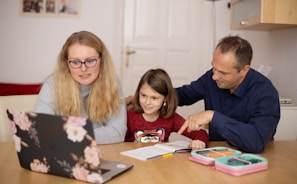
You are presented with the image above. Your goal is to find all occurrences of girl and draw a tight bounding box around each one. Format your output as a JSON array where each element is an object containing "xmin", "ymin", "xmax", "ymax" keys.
[{"xmin": 125, "ymin": 68, "xmax": 209, "ymax": 149}]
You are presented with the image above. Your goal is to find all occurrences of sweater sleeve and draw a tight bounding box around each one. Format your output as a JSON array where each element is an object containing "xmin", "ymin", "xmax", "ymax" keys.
[
  {"xmin": 124, "ymin": 109, "xmax": 139, "ymax": 142},
  {"xmin": 93, "ymin": 98, "xmax": 127, "ymax": 144},
  {"xmin": 34, "ymin": 76, "xmax": 55, "ymax": 114}
]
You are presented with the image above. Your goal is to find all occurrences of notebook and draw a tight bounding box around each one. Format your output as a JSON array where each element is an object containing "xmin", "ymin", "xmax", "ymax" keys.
[
  {"xmin": 120, "ymin": 140, "xmax": 191, "ymax": 161},
  {"xmin": 6, "ymin": 109, "xmax": 133, "ymax": 183}
]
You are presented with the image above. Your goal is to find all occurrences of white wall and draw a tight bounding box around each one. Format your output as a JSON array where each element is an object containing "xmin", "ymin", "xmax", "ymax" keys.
[
  {"xmin": 0, "ymin": 0, "xmax": 123, "ymax": 83},
  {"xmin": 267, "ymin": 29, "xmax": 297, "ymax": 104},
  {"xmin": 1, "ymin": 0, "xmax": 297, "ymax": 104},
  {"xmin": 214, "ymin": 0, "xmax": 297, "ymax": 104}
]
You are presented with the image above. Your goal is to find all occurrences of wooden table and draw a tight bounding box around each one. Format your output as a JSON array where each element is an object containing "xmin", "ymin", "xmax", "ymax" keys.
[{"xmin": 0, "ymin": 141, "xmax": 296, "ymax": 184}]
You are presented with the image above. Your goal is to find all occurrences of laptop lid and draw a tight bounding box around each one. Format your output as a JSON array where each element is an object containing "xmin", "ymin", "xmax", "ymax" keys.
[{"xmin": 6, "ymin": 109, "xmax": 133, "ymax": 183}]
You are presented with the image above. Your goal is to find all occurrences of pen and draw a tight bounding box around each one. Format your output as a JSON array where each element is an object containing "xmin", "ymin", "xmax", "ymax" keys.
[
  {"xmin": 162, "ymin": 153, "xmax": 173, "ymax": 158},
  {"xmin": 147, "ymin": 153, "xmax": 174, "ymax": 160}
]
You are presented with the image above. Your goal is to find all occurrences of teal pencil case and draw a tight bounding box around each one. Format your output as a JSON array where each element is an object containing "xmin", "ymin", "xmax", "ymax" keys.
[
  {"xmin": 189, "ymin": 146, "xmax": 241, "ymax": 165},
  {"xmin": 214, "ymin": 153, "xmax": 268, "ymax": 176},
  {"xmin": 189, "ymin": 147, "xmax": 268, "ymax": 176}
]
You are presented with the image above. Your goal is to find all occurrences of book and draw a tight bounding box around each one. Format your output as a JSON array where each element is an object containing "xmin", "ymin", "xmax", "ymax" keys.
[
  {"xmin": 189, "ymin": 146, "xmax": 268, "ymax": 176},
  {"xmin": 120, "ymin": 141, "xmax": 191, "ymax": 161},
  {"xmin": 168, "ymin": 132, "xmax": 192, "ymax": 142}
]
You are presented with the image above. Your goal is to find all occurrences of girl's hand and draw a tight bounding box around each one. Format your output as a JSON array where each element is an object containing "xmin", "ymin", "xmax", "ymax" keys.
[{"xmin": 189, "ymin": 140, "xmax": 206, "ymax": 149}]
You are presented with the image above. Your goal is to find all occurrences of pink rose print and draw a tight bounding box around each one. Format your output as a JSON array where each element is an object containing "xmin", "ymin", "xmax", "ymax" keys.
[
  {"xmin": 64, "ymin": 116, "xmax": 88, "ymax": 142},
  {"xmin": 67, "ymin": 116, "xmax": 87, "ymax": 126},
  {"xmin": 30, "ymin": 159, "xmax": 50, "ymax": 173},
  {"xmin": 72, "ymin": 164, "xmax": 103, "ymax": 183},
  {"xmin": 13, "ymin": 134, "xmax": 22, "ymax": 152},
  {"xmin": 12, "ymin": 134, "xmax": 29, "ymax": 153},
  {"xmin": 84, "ymin": 146, "xmax": 101, "ymax": 167},
  {"xmin": 9, "ymin": 119, "xmax": 17, "ymax": 134},
  {"xmin": 54, "ymin": 116, "xmax": 103, "ymax": 183},
  {"xmin": 11, "ymin": 110, "xmax": 31, "ymax": 131},
  {"xmin": 87, "ymin": 172, "xmax": 103, "ymax": 183},
  {"xmin": 65, "ymin": 124, "xmax": 87, "ymax": 142},
  {"xmin": 8, "ymin": 110, "xmax": 40, "ymax": 147},
  {"xmin": 72, "ymin": 164, "xmax": 89, "ymax": 181}
]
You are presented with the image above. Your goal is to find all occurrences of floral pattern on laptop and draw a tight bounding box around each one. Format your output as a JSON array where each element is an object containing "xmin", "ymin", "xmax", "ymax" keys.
[{"xmin": 6, "ymin": 109, "xmax": 103, "ymax": 184}]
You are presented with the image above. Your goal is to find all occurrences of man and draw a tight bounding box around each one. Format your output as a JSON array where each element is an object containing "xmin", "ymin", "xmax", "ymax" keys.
[{"xmin": 176, "ymin": 35, "xmax": 280, "ymax": 153}]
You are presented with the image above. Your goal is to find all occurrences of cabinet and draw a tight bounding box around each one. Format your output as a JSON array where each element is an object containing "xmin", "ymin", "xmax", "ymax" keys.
[
  {"xmin": 230, "ymin": 0, "xmax": 297, "ymax": 31},
  {"xmin": 274, "ymin": 106, "xmax": 297, "ymax": 141}
]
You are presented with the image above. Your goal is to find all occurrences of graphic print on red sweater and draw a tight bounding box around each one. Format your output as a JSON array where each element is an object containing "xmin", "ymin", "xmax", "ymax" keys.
[{"xmin": 134, "ymin": 128, "xmax": 165, "ymax": 142}]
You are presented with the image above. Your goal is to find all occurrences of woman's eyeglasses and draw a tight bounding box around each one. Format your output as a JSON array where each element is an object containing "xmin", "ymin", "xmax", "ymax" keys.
[{"xmin": 68, "ymin": 58, "xmax": 99, "ymax": 69}]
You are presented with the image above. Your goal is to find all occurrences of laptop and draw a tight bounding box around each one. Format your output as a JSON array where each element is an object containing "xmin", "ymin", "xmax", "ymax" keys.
[{"xmin": 6, "ymin": 109, "xmax": 133, "ymax": 183}]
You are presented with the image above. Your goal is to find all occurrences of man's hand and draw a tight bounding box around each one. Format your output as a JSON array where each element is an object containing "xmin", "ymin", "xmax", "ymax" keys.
[
  {"xmin": 125, "ymin": 95, "xmax": 134, "ymax": 105},
  {"xmin": 177, "ymin": 110, "xmax": 214, "ymax": 134}
]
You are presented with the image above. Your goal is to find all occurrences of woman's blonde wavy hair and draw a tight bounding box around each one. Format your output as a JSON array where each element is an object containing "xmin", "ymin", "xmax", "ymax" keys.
[{"xmin": 53, "ymin": 31, "xmax": 120, "ymax": 123}]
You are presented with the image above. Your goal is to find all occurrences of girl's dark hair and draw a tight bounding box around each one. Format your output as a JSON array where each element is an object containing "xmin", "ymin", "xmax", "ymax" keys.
[{"xmin": 133, "ymin": 68, "xmax": 178, "ymax": 118}]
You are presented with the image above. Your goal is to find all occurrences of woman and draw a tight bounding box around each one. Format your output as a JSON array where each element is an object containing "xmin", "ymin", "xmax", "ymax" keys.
[{"xmin": 35, "ymin": 31, "xmax": 127, "ymax": 144}]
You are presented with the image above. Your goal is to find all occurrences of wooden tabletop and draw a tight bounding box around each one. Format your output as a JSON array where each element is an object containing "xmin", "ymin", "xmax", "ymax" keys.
[{"xmin": 0, "ymin": 141, "xmax": 296, "ymax": 184}]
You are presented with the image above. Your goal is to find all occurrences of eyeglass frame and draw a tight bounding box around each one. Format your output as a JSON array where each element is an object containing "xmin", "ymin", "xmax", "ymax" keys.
[{"xmin": 68, "ymin": 55, "xmax": 101, "ymax": 69}]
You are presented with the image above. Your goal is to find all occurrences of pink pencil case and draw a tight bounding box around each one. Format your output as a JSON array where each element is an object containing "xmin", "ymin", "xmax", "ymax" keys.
[
  {"xmin": 189, "ymin": 147, "xmax": 268, "ymax": 176},
  {"xmin": 214, "ymin": 154, "xmax": 268, "ymax": 176}
]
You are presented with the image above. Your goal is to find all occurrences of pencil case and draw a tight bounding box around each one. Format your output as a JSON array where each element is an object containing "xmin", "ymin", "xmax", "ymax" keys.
[
  {"xmin": 189, "ymin": 146, "xmax": 241, "ymax": 165},
  {"xmin": 189, "ymin": 147, "xmax": 268, "ymax": 176},
  {"xmin": 214, "ymin": 154, "xmax": 268, "ymax": 176}
]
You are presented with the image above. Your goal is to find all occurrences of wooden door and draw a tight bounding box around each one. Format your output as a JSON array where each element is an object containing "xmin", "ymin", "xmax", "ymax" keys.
[{"xmin": 122, "ymin": 0, "xmax": 214, "ymax": 118}]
